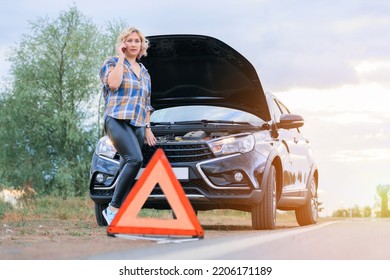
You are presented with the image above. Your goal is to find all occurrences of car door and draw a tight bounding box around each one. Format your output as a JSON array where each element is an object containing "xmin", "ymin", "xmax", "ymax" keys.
[
  {"xmin": 274, "ymin": 98, "xmax": 311, "ymax": 192},
  {"xmin": 275, "ymin": 99, "xmax": 310, "ymax": 191}
]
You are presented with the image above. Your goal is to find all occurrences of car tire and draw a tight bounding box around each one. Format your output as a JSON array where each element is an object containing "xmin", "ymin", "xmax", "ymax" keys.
[
  {"xmin": 295, "ymin": 176, "xmax": 318, "ymax": 226},
  {"xmin": 94, "ymin": 202, "xmax": 108, "ymax": 227},
  {"xmin": 251, "ymin": 165, "xmax": 277, "ymax": 230}
]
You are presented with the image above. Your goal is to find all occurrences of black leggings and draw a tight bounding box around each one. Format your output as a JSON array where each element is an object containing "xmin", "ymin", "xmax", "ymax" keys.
[{"xmin": 105, "ymin": 116, "xmax": 145, "ymax": 208}]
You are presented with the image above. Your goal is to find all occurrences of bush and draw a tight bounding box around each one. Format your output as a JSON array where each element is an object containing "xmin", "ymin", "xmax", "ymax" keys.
[{"xmin": 0, "ymin": 200, "xmax": 12, "ymax": 220}]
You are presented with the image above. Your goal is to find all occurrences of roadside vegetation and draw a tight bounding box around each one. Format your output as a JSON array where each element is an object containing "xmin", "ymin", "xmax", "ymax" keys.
[
  {"xmin": 0, "ymin": 195, "xmax": 255, "ymax": 225},
  {"xmin": 0, "ymin": 5, "xmax": 126, "ymax": 197},
  {"xmin": 0, "ymin": 195, "xmax": 93, "ymax": 222},
  {"xmin": 0, "ymin": 194, "xmax": 305, "ymax": 240},
  {"xmin": 1, "ymin": 192, "xmax": 379, "ymax": 244}
]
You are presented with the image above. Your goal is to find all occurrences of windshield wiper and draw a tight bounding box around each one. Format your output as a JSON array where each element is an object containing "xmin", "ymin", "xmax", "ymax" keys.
[{"xmin": 150, "ymin": 121, "xmax": 172, "ymax": 125}]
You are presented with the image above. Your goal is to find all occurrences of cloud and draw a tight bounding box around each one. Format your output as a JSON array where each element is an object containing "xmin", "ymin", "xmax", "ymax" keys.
[
  {"xmin": 246, "ymin": 1, "xmax": 390, "ymax": 90},
  {"xmin": 355, "ymin": 60, "xmax": 390, "ymax": 86},
  {"xmin": 319, "ymin": 111, "xmax": 390, "ymax": 125},
  {"xmin": 1, "ymin": 0, "xmax": 390, "ymax": 91},
  {"xmin": 331, "ymin": 149, "xmax": 390, "ymax": 162}
]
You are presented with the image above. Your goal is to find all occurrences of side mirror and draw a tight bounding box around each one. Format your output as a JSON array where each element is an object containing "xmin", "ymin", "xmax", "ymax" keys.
[{"xmin": 279, "ymin": 114, "xmax": 304, "ymax": 129}]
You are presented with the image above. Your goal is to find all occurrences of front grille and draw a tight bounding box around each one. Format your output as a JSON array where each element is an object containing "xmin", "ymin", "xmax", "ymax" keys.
[
  {"xmin": 91, "ymin": 189, "xmax": 114, "ymax": 196},
  {"xmin": 142, "ymin": 142, "xmax": 215, "ymax": 163},
  {"xmin": 151, "ymin": 186, "xmax": 203, "ymax": 196},
  {"xmin": 184, "ymin": 179, "xmax": 252, "ymax": 196},
  {"xmin": 148, "ymin": 182, "xmax": 251, "ymax": 196}
]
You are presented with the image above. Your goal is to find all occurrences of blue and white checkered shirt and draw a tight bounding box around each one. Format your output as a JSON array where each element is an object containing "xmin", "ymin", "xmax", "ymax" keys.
[{"xmin": 100, "ymin": 56, "xmax": 153, "ymax": 127}]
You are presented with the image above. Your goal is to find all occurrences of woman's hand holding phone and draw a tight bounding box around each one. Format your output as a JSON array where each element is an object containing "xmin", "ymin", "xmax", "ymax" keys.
[{"xmin": 115, "ymin": 42, "xmax": 126, "ymax": 58}]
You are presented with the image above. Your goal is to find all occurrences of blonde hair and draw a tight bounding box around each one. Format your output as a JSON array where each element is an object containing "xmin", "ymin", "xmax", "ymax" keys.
[{"xmin": 117, "ymin": 27, "xmax": 148, "ymax": 59}]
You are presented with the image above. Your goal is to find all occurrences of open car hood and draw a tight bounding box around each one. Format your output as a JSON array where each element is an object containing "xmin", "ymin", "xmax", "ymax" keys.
[{"xmin": 141, "ymin": 34, "xmax": 271, "ymax": 121}]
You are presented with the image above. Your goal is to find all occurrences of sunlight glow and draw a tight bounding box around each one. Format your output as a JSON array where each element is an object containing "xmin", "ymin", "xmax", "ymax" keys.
[
  {"xmin": 331, "ymin": 149, "xmax": 390, "ymax": 162},
  {"xmin": 354, "ymin": 60, "xmax": 390, "ymax": 74},
  {"xmin": 319, "ymin": 112, "xmax": 381, "ymax": 125},
  {"xmin": 275, "ymin": 82, "xmax": 390, "ymax": 126}
]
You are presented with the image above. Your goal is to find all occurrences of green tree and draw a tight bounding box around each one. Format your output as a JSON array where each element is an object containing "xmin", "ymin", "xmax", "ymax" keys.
[
  {"xmin": 0, "ymin": 6, "xmax": 117, "ymax": 197},
  {"xmin": 332, "ymin": 208, "xmax": 349, "ymax": 218},
  {"xmin": 351, "ymin": 205, "xmax": 362, "ymax": 218},
  {"xmin": 377, "ymin": 184, "xmax": 390, "ymax": 217},
  {"xmin": 332, "ymin": 205, "xmax": 366, "ymax": 218},
  {"xmin": 363, "ymin": 206, "xmax": 372, "ymax": 218},
  {"xmin": 94, "ymin": 19, "xmax": 127, "ymax": 138}
]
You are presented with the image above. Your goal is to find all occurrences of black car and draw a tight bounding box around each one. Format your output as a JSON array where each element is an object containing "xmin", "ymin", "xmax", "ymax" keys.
[{"xmin": 89, "ymin": 34, "xmax": 319, "ymax": 230}]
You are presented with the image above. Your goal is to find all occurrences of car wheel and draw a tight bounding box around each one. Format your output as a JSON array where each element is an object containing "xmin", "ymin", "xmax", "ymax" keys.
[
  {"xmin": 295, "ymin": 176, "xmax": 318, "ymax": 226},
  {"xmin": 94, "ymin": 202, "xmax": 108, "ymax": 226},
  {"xmin": 251, "ymin": 165, "xmax": 277, "ymax": 230}
]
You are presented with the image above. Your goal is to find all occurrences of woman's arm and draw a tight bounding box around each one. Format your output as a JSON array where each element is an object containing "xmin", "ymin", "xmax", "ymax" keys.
[
  {"xmin": 107, "ymin": 43, "xmax": 126, "ymax": 91},
  {"xmin": 145, "ymin": 110, "xmax": 156, "ymax": 146}
]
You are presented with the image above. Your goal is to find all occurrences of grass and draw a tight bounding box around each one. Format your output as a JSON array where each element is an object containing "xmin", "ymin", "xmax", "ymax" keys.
[
  {"xmin": 0, "ymin": 195, "xmax": 303, "ymax": 224},
  {"xmin": 0, "ymin": 195, "xmax": 306, "ymax": 242},
  {"xmin": 0, "ymin": 196, "xmax": 99, "ymax": 241},
  {"xmin": 0, "ymin": 196, "xmax": 95, "ymax": 223}
]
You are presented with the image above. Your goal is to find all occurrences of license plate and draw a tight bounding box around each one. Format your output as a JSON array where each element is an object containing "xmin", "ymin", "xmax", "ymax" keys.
[{"xmin": 135, "ymin": 167, "xmax": 189, "ymax": 180}]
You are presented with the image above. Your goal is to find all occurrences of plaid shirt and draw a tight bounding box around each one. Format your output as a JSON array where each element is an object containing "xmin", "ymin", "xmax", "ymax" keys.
[{"xmin": 100, "ymin": 56, "xmax": 153, "ymax": 127}]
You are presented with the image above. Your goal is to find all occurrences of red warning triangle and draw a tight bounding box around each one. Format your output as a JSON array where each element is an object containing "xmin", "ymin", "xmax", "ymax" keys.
[{"xmin": 107, "ymin": 148, "xmax": 204, "ymax": 238}]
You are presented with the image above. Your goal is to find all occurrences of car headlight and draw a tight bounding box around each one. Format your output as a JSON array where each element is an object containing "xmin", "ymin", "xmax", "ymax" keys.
[
  {"xmin": 95, "ymin": 135, "xmax": 117, "ymax": 159},
  {"xmin": 209, "ymin": 135, "xmax": 255, "ymax": 156}
]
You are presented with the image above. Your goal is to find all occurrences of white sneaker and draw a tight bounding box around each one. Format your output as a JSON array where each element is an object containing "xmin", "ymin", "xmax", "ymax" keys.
[{"xmin": 102, "ymin": 207, "xmax": 117, "ymax": 225}]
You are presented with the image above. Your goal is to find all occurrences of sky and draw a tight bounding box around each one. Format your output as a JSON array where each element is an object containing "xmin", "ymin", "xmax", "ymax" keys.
[{"xmin": 1, "ymin": 0, "xmax": 390, "ymax": 216}]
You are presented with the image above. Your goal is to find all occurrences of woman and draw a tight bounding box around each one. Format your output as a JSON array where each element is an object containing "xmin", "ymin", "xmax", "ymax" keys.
[{"xmin": 99, "ymin": 27, "xmax": 156, "ymax": 225}]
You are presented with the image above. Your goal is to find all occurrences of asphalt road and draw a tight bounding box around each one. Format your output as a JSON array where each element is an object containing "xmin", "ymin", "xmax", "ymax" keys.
[{"xmin": 90, "ymin": 219, "xmax": 390, "ymax": 260}]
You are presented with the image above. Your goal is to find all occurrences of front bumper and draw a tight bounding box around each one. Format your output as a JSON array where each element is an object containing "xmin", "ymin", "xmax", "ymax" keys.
[{"xmin": 89, "ymin": 150, "xmax": 267, "ymax": 211}]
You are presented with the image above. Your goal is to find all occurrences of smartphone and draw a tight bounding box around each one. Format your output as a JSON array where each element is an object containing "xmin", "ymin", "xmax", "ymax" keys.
[{"xmin": 121, "ymin": 46, "xmax": 126, "ymax": 53}]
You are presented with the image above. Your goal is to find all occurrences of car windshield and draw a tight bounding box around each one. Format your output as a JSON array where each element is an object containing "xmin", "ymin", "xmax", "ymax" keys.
[{"xmin": 151, "ymin": 105, "xmax": 265, "ymax": 126}]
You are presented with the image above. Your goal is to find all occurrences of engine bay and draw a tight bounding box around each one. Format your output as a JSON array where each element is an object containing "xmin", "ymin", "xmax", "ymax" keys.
[{"xmin": 155, "ymin": 130, "xmax": 230, "ymax": 143}]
